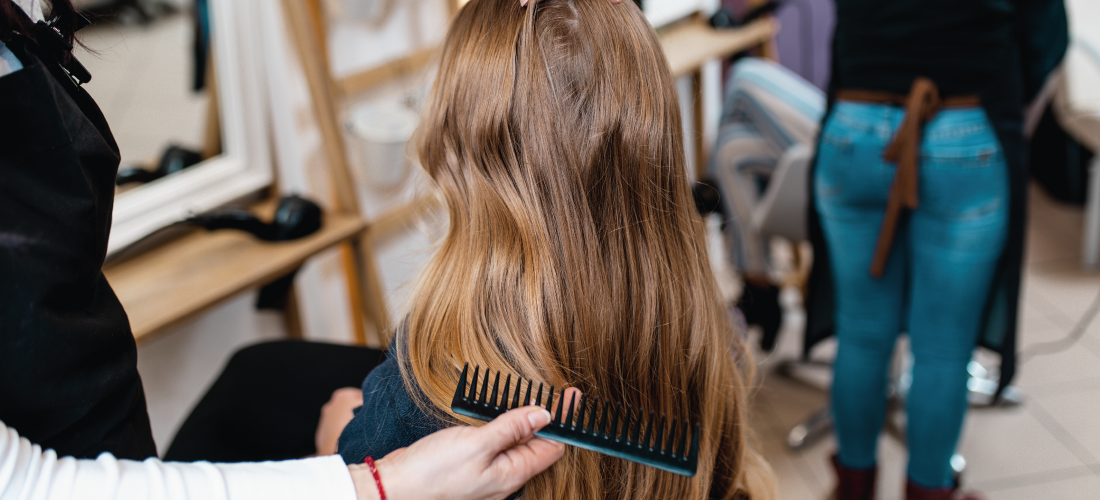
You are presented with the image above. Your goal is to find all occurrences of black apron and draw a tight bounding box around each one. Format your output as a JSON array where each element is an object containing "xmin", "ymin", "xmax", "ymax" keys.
[
  {"xmin": 0, "ymin": 38, "xmax": 156, "ymax": 459},
  {"xmin": 804, "ymin": 0, "xmax": 1069, "ymax": 398}
]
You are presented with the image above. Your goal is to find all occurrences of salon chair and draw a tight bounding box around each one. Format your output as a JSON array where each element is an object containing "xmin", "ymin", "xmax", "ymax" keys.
[
  {"xmin": 708, "ymin": 133, "xmax": 814, "ymax": 352},
  {"xmin": 751, "ymin": 144, "xmax": 813, "ymax": 244}
]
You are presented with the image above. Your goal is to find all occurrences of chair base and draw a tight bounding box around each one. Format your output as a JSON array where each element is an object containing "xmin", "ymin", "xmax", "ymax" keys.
[{"xmin": 778, "ymin": 356, "xmax": 1021, "ymax": 488}]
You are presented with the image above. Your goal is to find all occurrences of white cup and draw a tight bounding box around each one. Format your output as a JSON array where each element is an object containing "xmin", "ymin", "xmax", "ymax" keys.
[{"xmin": 348, "ymin": 101, "xmax": 419, "ymax": 192}]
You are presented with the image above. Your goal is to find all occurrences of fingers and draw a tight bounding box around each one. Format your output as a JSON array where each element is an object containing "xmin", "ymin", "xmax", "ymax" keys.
[
  {"xmin": 327, "ymin": 387, "xmax": 364, "ymax": 407},
  {"xmin": 479, "ymin": 406, "xmax": 565, "ymax": 493},
  {"xmin": 369, "ymin": 408, "xmax": 564, "ymax": 500},
  {"xmin": 476, "ymin": 406, "xmax": 553, "ymax": 455},
  {"xmin": 315, "ymin": 387, "xmax": 364, "ymax": 456},
  {"xmin": 491, "ymin": 436, "xmax": 565, "ymax": 491}
]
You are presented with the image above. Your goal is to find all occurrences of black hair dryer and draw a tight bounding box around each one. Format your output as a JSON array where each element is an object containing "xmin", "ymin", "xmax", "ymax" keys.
[
  {"xmin": 116, "ymin": 145, "xmax": 204, "ymax": 185},
  {"xmin": 185, "ymin": 195, "xmax": 323, "ymax": 242}
]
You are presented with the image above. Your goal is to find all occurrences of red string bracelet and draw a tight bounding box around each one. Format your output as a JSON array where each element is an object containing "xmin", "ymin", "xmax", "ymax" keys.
[{"xmin": 363, "ymin": 456, "xmax": 387, "ymax": 500}]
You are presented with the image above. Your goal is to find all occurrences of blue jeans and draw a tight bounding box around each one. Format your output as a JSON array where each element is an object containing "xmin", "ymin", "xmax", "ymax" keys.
[{"xmin": 814, "ymin": 101, "xmax": 1009, "ymax": 488}]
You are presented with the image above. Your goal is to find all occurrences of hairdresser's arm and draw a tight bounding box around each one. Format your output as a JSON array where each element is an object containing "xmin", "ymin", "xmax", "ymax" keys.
[
  {"xmin": 0, "ymin": 407, "xmax": 561, "ymax": 500},
  {"xmin": 0, "ymin": 418, "xmax": 356, "ymax": 500},
  {"xmin": 0, "ymin": 419, "xmax": 353, "ymax": 500}
]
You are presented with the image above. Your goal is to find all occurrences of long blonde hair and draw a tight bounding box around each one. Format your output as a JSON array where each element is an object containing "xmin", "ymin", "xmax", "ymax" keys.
[{"xmin": 400, "ymin": 0, "xmax": 774, "ymax": 498}]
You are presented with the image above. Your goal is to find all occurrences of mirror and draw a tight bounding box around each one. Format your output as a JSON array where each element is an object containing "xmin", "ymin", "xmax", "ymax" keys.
[
  {"xmin": 75, "ymin": 0, "xmax": 272, "ymax": 255},
  {"xmin": 77, "ymin": 0, "xmax": 211, "ymax": 191}
]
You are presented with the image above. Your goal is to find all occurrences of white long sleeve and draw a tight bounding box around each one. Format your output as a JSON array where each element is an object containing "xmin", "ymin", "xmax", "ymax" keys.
[{"xmin": 0, "ymin": 421, "xmax": 357, "ymax": 500}]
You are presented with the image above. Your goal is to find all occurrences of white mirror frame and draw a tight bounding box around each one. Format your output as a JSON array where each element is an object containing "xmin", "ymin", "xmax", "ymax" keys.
[{"xmin": 107, "ymin": 0, "xmax": 271, "ymax": 255}]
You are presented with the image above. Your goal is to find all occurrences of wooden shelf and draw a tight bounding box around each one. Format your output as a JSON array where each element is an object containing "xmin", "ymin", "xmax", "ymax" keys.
[
  {"xmin": 660, "ymin": 17, "xmax": 776, "ymax": 77},
  {"xmin": 104, "ymin": 209, "xmax": 366, "ymax": 343}
]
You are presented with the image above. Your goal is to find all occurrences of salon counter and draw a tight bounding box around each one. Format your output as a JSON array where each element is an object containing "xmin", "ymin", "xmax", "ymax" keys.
[{"xmin": 103, "ymin": 202, "xmax": 366, "ymax": 343}]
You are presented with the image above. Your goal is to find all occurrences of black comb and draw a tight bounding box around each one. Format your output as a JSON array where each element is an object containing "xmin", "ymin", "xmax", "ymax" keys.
[{"xmin": 450, "ymin": 363, "xmax": 700, "ymax": 477}]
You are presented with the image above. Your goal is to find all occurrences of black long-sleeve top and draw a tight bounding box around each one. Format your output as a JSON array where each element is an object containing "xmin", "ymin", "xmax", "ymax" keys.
[{"xmin": 832, "ymin": 0, "xmax": 1068, "ymax": 100}]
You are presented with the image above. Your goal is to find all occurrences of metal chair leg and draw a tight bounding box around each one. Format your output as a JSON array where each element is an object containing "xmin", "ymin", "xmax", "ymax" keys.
[
  {"xmin": 788, "ymin": 406, "xmax": 833, "ymax": 450},
  {"xmin": 951, "ymin": 453, "xmax": 967, "ymax": 477},
  {"xmin": 966, "ymin": 361, "xmax": 1024, "ymax": 406}
]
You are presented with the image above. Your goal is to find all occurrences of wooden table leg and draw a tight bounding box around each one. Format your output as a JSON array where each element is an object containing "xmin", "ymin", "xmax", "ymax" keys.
[
  {"xmin": 339, "ymin": 241, "xmax": 370, "ymax": 345},
  {"xmin": 352, "ymin": 234, "xmax": 392, "ymax": 348},
  {"xmin": 284, "ymin": 282, "xmax": 304, "ymax": 339},
  {"xmin": 693, "ymin": 68, "xmax": 707, "ymax": 180}
]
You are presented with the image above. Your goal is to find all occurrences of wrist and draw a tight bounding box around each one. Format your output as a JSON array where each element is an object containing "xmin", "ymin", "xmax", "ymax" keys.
[
  {"xmin": 349, "ymin": 464, "xmax": 381, "ymax": 500},
  {"xmin": 371, "ymin": 456, "xmax": 403, "ymax": 500}
]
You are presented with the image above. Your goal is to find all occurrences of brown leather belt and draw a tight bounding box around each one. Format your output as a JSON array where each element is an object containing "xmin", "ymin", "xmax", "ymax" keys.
[{"xmin": 835, "ymin": 78, "xmax": 981, "ymax": 278}]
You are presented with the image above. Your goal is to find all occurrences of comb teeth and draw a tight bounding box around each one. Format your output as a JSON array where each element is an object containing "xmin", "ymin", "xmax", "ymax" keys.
[
  {"xmin": 450, "ymin": 363, "xmax": 700, "ymax": 477},
  {"xmin": 576, "ymin": 394, "xmax": 587, "ymax": 431}
]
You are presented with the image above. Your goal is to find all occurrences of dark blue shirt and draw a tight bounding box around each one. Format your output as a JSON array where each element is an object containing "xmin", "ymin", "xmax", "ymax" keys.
[{"xmin": 336, "ymin": 353, "xmax": 447, "ymax": 464}]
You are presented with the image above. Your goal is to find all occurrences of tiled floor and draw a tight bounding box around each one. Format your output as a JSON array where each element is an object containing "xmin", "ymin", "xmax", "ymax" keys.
[{"xmin": 751, "ymin": 184, "xmax": 1100, "ymax": 499}]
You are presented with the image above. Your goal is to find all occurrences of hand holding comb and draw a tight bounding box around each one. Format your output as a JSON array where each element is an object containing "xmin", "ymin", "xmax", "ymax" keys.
[{"xmin": 450, "ymin": 363, "xmax": 700, "ymax": 477}]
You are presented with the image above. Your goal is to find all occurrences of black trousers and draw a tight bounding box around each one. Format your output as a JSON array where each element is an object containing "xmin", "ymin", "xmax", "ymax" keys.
[{"xmin": 164, "ymin": 340, "xmax": 385, "ymax": 463}]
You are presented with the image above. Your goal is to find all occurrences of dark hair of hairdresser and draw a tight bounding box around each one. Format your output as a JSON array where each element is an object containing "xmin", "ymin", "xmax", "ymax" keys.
[
  {"xmin": 399, "ymin": 0, "xmax": 775, "ymax": 498},
  {"xmin": 1, "ymin": 0, "xmax": 85, "ymax": 63}
]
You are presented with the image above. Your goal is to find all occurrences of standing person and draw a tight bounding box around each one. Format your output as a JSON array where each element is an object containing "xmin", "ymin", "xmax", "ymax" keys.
[{"xmin": 804, "ymin": 1, "xmax": 1068, "ymax": 499}]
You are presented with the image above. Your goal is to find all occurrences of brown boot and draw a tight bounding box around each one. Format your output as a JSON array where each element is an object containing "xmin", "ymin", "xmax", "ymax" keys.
[
  {"xmin": 905, "ymin": 480, "xmax": 986, "ymax": 500},
  {"xmin": 830, "ymin": 454, "xmax": 876, "ymax": 500}
]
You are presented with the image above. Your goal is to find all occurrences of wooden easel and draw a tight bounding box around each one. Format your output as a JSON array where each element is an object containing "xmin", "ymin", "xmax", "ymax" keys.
[{"xmin": 278, "ymin": 0, "xmax": 455, "ymax": 348}]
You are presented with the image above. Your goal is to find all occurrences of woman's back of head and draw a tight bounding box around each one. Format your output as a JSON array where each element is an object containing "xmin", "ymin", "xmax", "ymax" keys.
[{"xmin": 404, "ymin": 0, "xmax": 774, "ymax": 498}]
